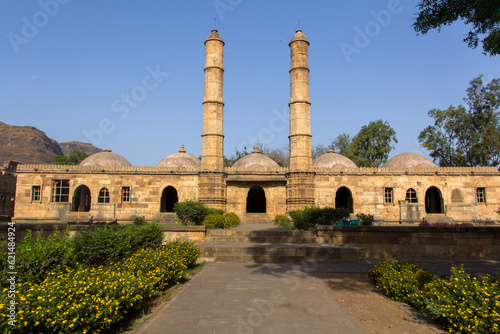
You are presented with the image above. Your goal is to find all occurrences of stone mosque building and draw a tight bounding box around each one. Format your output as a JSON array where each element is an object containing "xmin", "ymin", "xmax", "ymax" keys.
[{"xmin": 12, "ymin": 29, "xmax": 500, "ymax": 224}]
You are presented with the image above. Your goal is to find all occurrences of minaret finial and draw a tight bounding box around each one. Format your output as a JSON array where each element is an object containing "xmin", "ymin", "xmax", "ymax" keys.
[
  {"xmin": 298, "ymin": 19, "xmax": 300, "ymax": 30},
  {"xmin": 214, "ymin": 18, "xmax": 216, "ymax": 29}
]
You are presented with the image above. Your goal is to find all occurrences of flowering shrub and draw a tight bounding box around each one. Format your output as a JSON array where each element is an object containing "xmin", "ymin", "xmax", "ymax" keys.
[
  {"xmin": 203, "ymin": 213, "xmax": 240, "ymax": 229},
  {"xmin": 274, "ymin": 215, "xmax": 293, "ymax": 229},
  {"xmin": 0, "ymin": 240, "xmax": 200, "ymax": 333},
  {"xmin": 368, "ymin": 259, "xmax": 500, "ymax": 333}
]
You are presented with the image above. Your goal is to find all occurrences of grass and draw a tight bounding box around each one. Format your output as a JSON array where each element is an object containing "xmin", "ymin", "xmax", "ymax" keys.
[{"xmin": 108, "ymin": 261, "xmax": 206, "ymax": 333}]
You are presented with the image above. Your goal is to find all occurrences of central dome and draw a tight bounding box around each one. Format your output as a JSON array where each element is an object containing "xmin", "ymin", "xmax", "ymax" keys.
[
  {"xmin": 157, "ymin": 145, "xmax": 201, "ymax": 168},
  {"xmin": 232, "ymin": 146, "xmax": 280, "ymax": 168},
  {"xmin": 313, "ymin": 149, "xmax": 357, "ymax": 168},
  {"xmin": 383, "ymin": 152, "xmax": 436, "ymax": 168},
  {"xmin": 80, "ymin": 150, "xmax": 132, "ymax": 167}
]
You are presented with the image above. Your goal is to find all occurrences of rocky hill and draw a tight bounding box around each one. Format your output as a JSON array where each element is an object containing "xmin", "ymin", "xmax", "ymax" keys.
[{"xmin": 0, "ymin": 121, "xmax": 102, "ymax": 165}]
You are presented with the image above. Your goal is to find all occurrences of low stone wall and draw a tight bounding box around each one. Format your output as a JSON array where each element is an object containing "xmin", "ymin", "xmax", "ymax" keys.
[
  {"xmin": 316, "ymin": 225, "xmax": 500, "ymax": 259},
  {"xmin": 162, "ymin": 225, "xmax": 206, "ymax": 243}
]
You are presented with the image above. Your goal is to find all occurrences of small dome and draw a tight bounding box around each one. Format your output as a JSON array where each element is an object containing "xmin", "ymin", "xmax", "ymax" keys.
[
  {"xmin": 157, "ymin": 145, "xmax": 201, "ymax": 168},
  {"xmin": 383, "ymin": 152, "xmax": 436, "ymax": 168},
  {"xmin": 313, "ymin": 149, "xmax": 357, "ymax": 168},
  {"xmin": 289, "ymin": 29, "xmax": 309, "ymax": 45},
  {"xmin": 232, "ymin": 145, "xmax": 280, "ymax": 168},
  {"xmin": 80, "ymin": 150, "xmax": 132, "ymax": 167}
]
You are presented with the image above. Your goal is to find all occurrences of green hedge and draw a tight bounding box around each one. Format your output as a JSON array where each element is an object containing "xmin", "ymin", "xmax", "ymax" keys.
[
  {"xmin": 289, "ymin": 207, "xmax": 350, "ymax": 230},
  {"xmin": 0, "ymin": 240, "xmax": 200, "ymax": 334},
  {"xmin": 203, "ymin": 213, "xmax": 240, "ymax": 229},
  {"xmin": 368, "ymin": 259, "xmax": 500, "ymax": 333}
]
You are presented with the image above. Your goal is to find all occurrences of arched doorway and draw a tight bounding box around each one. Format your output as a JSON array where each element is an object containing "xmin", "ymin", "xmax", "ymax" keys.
[
  {"xmin": 335, "ymin": 186, "xmax": 353, "ymax": 213},
  {"xmin": 425, "ymin": 186, "xmax": 444, "ymax": 213},
  {"xmin": 72, "ymin": 185, "xmax": 91, "ymax": 212},
  {"xmin": 160, "ymin": 186, "xmax": 178, "ymax": 212},
  {"xmin": 247, "ymin": 185, "xmax": 266, "ymax": 213}
]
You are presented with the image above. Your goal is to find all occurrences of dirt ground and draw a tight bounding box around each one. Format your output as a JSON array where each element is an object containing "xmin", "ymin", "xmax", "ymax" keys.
[{"xmin": 314, "ymin": 272, "xmax": 447, "ymax": 334}]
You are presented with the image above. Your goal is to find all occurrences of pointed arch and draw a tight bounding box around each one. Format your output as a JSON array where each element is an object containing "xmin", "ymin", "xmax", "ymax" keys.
[
  {"xmin": 72, "ymin": 185, "xmax": 91, "ymax": 212},
  {"xmin": 425, "ymin": 186, "xmax": 444, "ymax": 213},
  {"xmin": 161, "ymin": 186, "xmax": 178, "ymax": 212},
  {"xmin": 335, "ymin": 186, "xmax": 353, "ymax": 213},
  {"xmin": 246, "ymin": 185, "xmax": 266, "ymax": 213}
]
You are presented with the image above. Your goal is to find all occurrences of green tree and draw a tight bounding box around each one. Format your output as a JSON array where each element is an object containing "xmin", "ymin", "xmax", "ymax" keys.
[
  {"xmin": 311, "ymin": 143, "xmax": 329, "ymax": 159},
  {"xmin": 53, "ymin": 150, "xmax": 88, "ymax": 165},
  {"xmin": 330, "ymin": 133, "xmax": 352, "ymax": 157},
  {"xmin": 349, "ymin": 120, "xmax": 398, "ymax": 167},
  {"xmin": 413, "ymin": 0, "xmax": 500, "ymax": 56},
  {"xmin": 418, "ymin": 75, "xmax": 500, "ymax": 166}
]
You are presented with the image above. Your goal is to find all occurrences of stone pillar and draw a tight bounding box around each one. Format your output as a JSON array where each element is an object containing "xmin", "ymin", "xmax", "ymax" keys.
[
  {"xmin": 199, "ymin": 29, "xmax": 226, "ymax": 210},
  {"xmin": 287, "ymin": 30, "xmax": 315, "ymax": 211}
]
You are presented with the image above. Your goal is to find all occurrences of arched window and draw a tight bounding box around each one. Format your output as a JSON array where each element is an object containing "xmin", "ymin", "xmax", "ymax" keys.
[
  {"xmin": 247, "ymin": 185, "xmax": 266, "ymax": 213},
  {"xmin": 425, "ymin": 186, "xmax": 444, "ymax": 213},
  {"xmin": 405, "ymin": 188, "xmax": 418, "ymax": 203},
  {"xmin": 98, "ymin": 187, "xmax": 110, "ymax": 203},
  {"xmin": 160, "ymin": 186, "xmax": 178, "ymax": 212},
  {"xmin": 335, "ymin": 186, "xmax": 353, "ymax": 213},
  {"xmin": 72, "ymin": 185, "xmax": 91, "ymax": 212}
]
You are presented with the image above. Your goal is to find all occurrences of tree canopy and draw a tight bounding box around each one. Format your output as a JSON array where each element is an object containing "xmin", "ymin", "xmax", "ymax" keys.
[
  {"xmin": 418, "ymin": 75, "xmax": 500, "ymax": 167},
  {"xmin": 53, "ymin": 150, "xmax": 89, "ymax": 165},
  {"xmin": 348, "ymin": 120, "xmax": 398, "ymax": 167},
  {"xmin": 413, "ymin": 0, "xmax": 500, "ymax": 56}
]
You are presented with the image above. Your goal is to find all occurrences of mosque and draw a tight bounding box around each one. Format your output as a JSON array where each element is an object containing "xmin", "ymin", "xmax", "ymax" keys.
[{"xmin": 12, "ymin": 29, "xmax": 500, "ymax": 224}]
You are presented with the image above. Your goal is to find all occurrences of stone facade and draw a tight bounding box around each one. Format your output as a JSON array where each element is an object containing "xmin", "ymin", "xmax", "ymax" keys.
[
  {"xmin": 11, "ymin": 29, "xmax": 500, "ymax": 224},
  {"xmin": 0, "ymin": 161, "xmax": 17, "ymax": 221}
]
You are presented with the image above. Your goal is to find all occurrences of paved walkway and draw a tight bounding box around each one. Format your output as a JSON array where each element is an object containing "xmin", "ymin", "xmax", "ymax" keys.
[{"xmin": 134, "ymin": 262, "xmax": 370, "ymax": 334}]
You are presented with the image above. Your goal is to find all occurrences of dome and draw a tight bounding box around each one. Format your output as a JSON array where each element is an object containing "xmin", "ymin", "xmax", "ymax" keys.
[
  {"xmin": 232, "ymin": 146, "xmax": 280, "ymax": 168},
  {"xmin": 313, "ymin": 149, "xmax": 357, "ymax": 168},
  {"xmin": 383, "ymin": 152, "xmax": 436, "ymax": 168},
  {"xmin": 80, "ymin": 150, "xmax": 132, "ymax": 167},
  {"xmin": 289, "ymin": 29, "xmax": 309, "ymax": 45},
  {"xmin": 157, "ymin": 145, "xmax": 201, "ymax": 168}
]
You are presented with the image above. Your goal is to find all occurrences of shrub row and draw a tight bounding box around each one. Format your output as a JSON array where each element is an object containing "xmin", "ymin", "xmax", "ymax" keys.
[
  {"xmin": 289, "ymin": 207, "xmax": 350, "ymax": 230},
  {"xmin": 368, "ymin": 259, "xmax": 500, "ymax": 333},
  {"xmin": 273, "ymin": 215, "xmax": 293, "ymax": 229},
  {"xmin": 0, "ymin": 240, "xmax": 200, "ymax": 334},
  {"xmin": 0, "ymin": 223, "xmax": 164, "ymax": 286}
]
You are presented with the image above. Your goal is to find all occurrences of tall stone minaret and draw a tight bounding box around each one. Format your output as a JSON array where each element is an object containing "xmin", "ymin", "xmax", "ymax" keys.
[
  {"xmin": 287, "ymin": 29, "xmax": 315, "ymax": 211},
  {"xmin": 199, "ymin": 29, "xmax": 226, "ymax": 210},
  {"xmin": 289, "ymin": 29, "xmax": 312, "ymax": 169},
  {"xmin": 201, "ymin": 29, "xmax": 225, "ymax": 170}
]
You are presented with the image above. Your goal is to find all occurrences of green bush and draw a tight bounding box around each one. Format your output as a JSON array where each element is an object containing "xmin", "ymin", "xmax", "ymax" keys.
[
  {"xmin": 367, "ymin": 259, "xmax": 500, "ymax": 333},
  {"xmin": 289, "ymin": 207, "xmax": 351, "ymax": 230},
  {"xmin": 356, "ymin": 213, "xmax": 375, "ymax": 226},
  {"xmin": 5, "ymin": 229, "xmax": 75, "ymax": 285},
  {"xmin": 173, "ymin": 200, "xmax": 209, "ymax": 225},
  {"xmin": 206, "ymin": 208, "xmax": 224, "ymax": 216},
  {"xmin": 367, "ymin": 259, "xmax": 435, "ymax": 303},
  {"xmin": 203, "ymin": 214, "xmax": 226, "ymax": 229},
  {"xmin": 274, "ymin": 215, "xmax": 293, "ymax": 229},
  {"xmin": 0, "ymin": 240, "xmax": 200, "ymax": 334},
  {"xmin": 133, "ymin": 216, "xmax": 148, "ymax": 225},
  {"xmin": 72, "ymin": 223, "xmax": 163, "ymax": 266},
  {"xmin": 203, "ymin": 213, "xmax": 240, "ymax": 229},
  {"xmin": 224, "ymin": 212, "xmax": 240, "ymax": 228}
]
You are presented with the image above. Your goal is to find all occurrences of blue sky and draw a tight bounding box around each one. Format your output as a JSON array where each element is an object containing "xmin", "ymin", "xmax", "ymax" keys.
[{"xmin": 1, "ymin": 0, "xmax": 498, "ymax": 166}]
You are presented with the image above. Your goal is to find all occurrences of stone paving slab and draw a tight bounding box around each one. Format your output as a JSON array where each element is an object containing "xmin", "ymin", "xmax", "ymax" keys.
[{"xmin": 135, "ymin": 263, "xmax": 369, "ymax": 334}]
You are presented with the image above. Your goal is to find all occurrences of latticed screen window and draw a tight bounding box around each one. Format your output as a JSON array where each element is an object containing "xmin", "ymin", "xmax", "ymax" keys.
[
  {"xmin": 52, "ymin": 180, "xmax": 69, "ymax": 202},
  {"xmin": 476, "ymin": 188, "xmax": 486, "ymax": 203},
  {"xmin": 98, "ymin": 188, "xmax": 110, "ymax": 203},
  {"xmin": 384, "ymin": 188, "xmax": 393, "ymax": 203},
  {"xmin": 451, "ymin": 189, "xmax": 464, "ymax": 203},
  {"xmin": 32, "ymin": 186, "xmax": 41, "ymax": 201},
  {"xmin": 405, "ymin": 188, "xmax": 418, "ymax": 203},
  {"xmin": 121, "ymin": 187, "xmax": 130, "ymax": 202}
]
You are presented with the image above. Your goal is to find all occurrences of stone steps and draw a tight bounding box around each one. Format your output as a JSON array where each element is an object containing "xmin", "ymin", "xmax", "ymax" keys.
[
  {"xmin": 196, "ymin": 243, "xmax": 365, "ymax": 263},
  {"xmin": 198, "ymin": 229, "xmax": 366, "ymax": 264}
]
